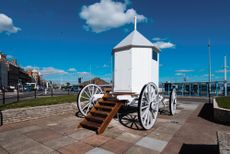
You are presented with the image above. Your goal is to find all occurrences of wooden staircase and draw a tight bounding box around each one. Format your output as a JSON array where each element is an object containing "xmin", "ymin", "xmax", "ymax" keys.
[{"xmin": 78, "ymin": 93, "xmax": 123, "ymax": 134}]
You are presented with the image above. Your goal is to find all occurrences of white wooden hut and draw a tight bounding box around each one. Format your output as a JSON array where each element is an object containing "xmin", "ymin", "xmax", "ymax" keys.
[{"xmin": 112, "ymin": 18, "xmax": 160, "ymax": 93}]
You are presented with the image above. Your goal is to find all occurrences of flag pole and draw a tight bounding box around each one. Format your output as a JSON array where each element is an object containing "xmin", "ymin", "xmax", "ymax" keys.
[
  {"xmin": 224, "ymin": 55, "xmax": 228, "ymax": 96},
  {"xmin": 208, "ymin": 39, "xmax": 212, "ymax": 103}
]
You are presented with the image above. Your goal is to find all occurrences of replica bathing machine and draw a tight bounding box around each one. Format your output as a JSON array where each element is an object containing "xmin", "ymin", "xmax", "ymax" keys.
[{"xmin": 77, "ymin": 17, "xmax": 177, "ymax": 134}]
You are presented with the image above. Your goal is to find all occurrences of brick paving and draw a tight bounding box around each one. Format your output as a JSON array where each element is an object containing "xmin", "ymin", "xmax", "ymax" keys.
[{"xmin": 0, "ymin": 100, "xmax": 229, "ymax": 154}]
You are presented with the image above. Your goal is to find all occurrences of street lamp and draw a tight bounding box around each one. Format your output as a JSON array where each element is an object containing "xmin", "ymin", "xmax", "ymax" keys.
[{"xmin": 208, "ymin": 40, "xmax": 212, "ymax": 103}]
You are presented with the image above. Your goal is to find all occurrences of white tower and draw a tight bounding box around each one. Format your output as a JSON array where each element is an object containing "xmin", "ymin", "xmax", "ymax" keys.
[{"xmin": 112, "ymin": 17, "xmax": 160, "ymax": 93}]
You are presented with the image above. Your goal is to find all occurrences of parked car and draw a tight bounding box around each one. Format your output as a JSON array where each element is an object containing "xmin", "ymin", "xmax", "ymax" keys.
[{"xmin": 71, "ymin": 85, "xmax": 81, "ymax": 92}]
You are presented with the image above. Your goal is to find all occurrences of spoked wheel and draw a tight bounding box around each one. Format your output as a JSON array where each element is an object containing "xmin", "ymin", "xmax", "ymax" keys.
[
  {"xmin": 77, "ymin": 84, "xmax": 103, "ymax": 116},
  {"xmin": 138, "ymin": 82, "xmax": 159, "ymax": 130},
  {"xmin": 169, "ymin": 88, "xmax": 177, "ymax": 115}
]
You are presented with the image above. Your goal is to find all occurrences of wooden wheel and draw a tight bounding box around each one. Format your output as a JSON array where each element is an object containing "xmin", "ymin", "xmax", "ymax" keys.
[
  {"xmin": 169, "ymin": 88, "xmax": 177, "ymax": 115},
  {"xmin": 138, "ymin": 82, "xmax": 159, "ymax": 130},
  {"xmin": 77, "ymin": 84, "xmax": 103, "ymax": 116}
]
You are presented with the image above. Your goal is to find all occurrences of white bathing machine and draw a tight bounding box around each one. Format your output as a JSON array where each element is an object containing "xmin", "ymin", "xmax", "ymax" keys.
[{"xmin": 77, "ymin": 19, "xmax": 177, "ymax": 134}]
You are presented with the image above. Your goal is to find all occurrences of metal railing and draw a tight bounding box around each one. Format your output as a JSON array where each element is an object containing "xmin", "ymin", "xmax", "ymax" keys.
[
  {"xmin": 0, "ymin": 89, "xmax": 78, "ymax": 105},
  {"xmin": 160, "ymin": 81, "xmax": 230, "ymax": 97}
]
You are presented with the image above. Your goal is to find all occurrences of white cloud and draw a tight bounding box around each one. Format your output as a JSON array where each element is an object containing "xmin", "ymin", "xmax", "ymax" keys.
[
  {"xmin": 216, "ymin": 69, "xmax": 230, "ymax": 73},
  {"xmin": 0, "ymin": 13, "xmax": 21, "ymax": 34},
  {"xmin": 203, "ymin": 74, "xmax": 215, "ymax": 77},
  {"xmin": 77, "ymin": 72, "xmax": 90, "ymax": 76},
  {"xmin": 40, "ymin": 67, "xmax": 68, "ymax": 75},
  {"xmin": 175, "ymin": 69, "xmax": 194, "ymax": 73},
  {"xmin": 68, "ymin": 68, "xmax": 77, "ymax": 72},
  {"xmin": 175, "ymin": 73, "xmax": 184, "ymax": 76},
  {"xmin": 152, "ymin": 41, "xmax": 175, "ymax": 49},
  {"xmin": 79, "ymin": 0, "xmax": 147, "ymax": 33},
  {"xmin": 102, "ymin": 64, "xmax": 109, "ymax": 68}
]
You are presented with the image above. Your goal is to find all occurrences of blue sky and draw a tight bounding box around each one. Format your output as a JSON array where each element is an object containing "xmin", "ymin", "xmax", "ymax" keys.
[{"xmin": 0, "ymin": 0, "xmax": 229, "ymax": 83}]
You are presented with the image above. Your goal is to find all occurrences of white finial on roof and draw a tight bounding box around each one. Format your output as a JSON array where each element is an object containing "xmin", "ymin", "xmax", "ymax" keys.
[{"xmin": 134, "ymin": 16, "xmax": 137, "ymax": 31}]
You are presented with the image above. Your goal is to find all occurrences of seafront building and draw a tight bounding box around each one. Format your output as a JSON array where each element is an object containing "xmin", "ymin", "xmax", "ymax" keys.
[{"xmin": 0, "ymin": 52, "xmax": 41, "ymax": 90}]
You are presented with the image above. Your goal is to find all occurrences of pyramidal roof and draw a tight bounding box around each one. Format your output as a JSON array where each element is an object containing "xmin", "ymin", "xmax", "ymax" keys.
[{"xmin": 113, "ymin": 30, "xmax": 158, "ymax": 51}]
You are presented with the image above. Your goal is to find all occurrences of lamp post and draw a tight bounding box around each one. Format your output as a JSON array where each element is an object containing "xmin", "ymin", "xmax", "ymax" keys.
[
  {"xmin": 224, "ymin": 55, "xmax": 228, "ymax": 96},
  {"xmin": 208, "ymin": 40, "xmax": 212, "ymax": 103}
]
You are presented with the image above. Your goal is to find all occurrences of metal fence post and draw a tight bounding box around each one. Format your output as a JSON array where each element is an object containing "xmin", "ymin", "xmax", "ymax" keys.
[
  {"xmin": 0, "ymin": 110, "xmax": 2, "ymax": 126},
  {"xmin": 206, "ymin": 82, "xmax": 209, "ymax": 97},
  {"xmin": 182, "ymin": 84, "xmax": 184, "ymax": 96},
  {"xmin": 17, "ymin": 85, "xmax": 19, "ymax": 102},
  {"xmin": 216, "ymin": 82, "xmax": 218, "ymax": 96},
  {"xmin": 2, "ymin": 89, "xmax": 5, "ymax": 105},
  {"xmin": 34, "ymin": 89, "xmax": 37, "ymax": 99},
  {"xmin": 51, "ymin": 87, "xmax": 53, "ymax": 97}
]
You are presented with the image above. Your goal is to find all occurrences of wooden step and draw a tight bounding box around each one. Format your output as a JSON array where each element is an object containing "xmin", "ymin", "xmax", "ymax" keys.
[
  {"xmin": 80, "ymin": 121, "xmax": 101, "ymax": 130},
  {"xmin": 97, "ymin": 103, "xmax": 122, "ymax": 134},
  {"xmin": 95, "ymin": 105, "xmax": 113, "ymax": 112},
  {"xmin": 91, "ymin": 110, "xmax": 109, "ymax": 117},
  {"xmin": 99, "ymin": 101, "xmax": 116, "ymax": 107},
  {"xmin": 78, "ymin": 93, "xmax": 124, "ymax": 134},
  {"xmin": 86, "ymin": 115, "xmax": 105, "ymax": 123}
]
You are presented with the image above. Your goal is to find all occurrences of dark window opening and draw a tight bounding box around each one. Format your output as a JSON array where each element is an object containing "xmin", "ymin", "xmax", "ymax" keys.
[{"xmin": 152, "ymin": 50, "xmax": 158, "ymax": 61}]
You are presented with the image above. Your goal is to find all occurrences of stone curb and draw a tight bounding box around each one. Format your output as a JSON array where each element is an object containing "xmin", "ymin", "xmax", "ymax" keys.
[
  {"xmin": 1, "ymin": 102, "xmax": 77, "ymax": 125},
  {"xmin": 213, "ymin": 98, "xmax": 230, "ymax": 125},
  {"xmin": 217, "ymin": 131, "xmax": 230, "ymax": 154}
]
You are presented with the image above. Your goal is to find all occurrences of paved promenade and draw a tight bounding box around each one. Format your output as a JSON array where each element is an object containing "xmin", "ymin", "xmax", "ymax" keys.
[{"xmin": 0, "ymin": 100, "xmax": 229, "ymax": 154}]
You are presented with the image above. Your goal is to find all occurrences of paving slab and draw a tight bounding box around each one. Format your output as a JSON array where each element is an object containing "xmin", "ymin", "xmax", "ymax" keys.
[
  {"xmin": 25, "ymin": 128, "xmax": 63, "ymax": 143},
  {"xmin": 1, "ymin": 100, "xmax": 228, "ymax": 154},
  {"xmin": 43, "ymin": 136, "xmax": 76, "ymax": 150},
  {"xmin": 86, "ymin": 147, "xmax": 114, "ymax": 154},
  {"xmin": 0, "ymin": 146, "xmax": 8, "ymax": 154},
  {"xmin": 162, "ymin": 103, "xmax": 230, "ymax": 154},
  {"xmin": 58, "ymin": 141, "xmax": 93, "ymax": 154},
  {"xmin": 15, "ymin": 143, "xmax": 55, "ymax": 154},
  {"xmin": 147, "ymin": 131, "xmax": 173, "ymax": 142},
  {"xmin": 101, "ymin": 138, "xmax": 132, "ymax": 154},
  {"xmin": 17, "ymin": 125, "xmax": 43, "ymax": 134},
  {"xmin": 116, "ymin": 132, "xmax": 141, "ymax": 143},
  {"xmin": 136, "ymin": 137, "xmax": 168, "ymax": 152},
  {"xmin": 125, "ymin": 145, "xmax": 159, "ymax": 154},
  {"xmin": 1, "ymin": 134, "xmax": 45, "ymax": 154},
  {"xmin": 82, "ymin": 134, "xmax": 111, "ymax": 146},
  {"xmin": 68, "ymin": 128, "xmax": 94, "ymax": 140}
]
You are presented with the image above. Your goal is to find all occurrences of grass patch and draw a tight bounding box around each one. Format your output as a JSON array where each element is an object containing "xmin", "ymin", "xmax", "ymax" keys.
[
  {"xmin": 0, "ymin": 95, "xmax": 77, "ymax": 110},
  {"xmin": 216, "ymin": 96, "xmax": 230, "ymax": 109}
]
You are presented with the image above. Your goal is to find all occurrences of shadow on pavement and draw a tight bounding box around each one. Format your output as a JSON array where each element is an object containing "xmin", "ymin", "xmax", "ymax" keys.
[
  {"xmin": 179, "ymin": 144, "xmax": 219, "ymax": 154},
  {"xmin": 118, "ymin": 106, "xmax": 143, "ymax": 130},
  {"xmin": 198, "ymin": 103, "xmax": 230, "ymax": 126},
  {"xmin": 75, "ymin": 111, "xmax": 85, "ymax": 118},
  {"xmin": 198, "ymin": 103, "xmax": 214, "ymax": 122}
]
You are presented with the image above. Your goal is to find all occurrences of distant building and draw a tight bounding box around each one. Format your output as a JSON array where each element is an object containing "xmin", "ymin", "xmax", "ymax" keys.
[
  {"xmin": 0, "ymin": 51, "xmax": 43, "ymax": 90},
  {"xmin": 7, "ymin": 60, "xmax": 19, "ymax": 88},
  {"xmin": 0, "ymin": 53, "xmax": 8, "ymax": 87},
  {"xmin": 27, "ymin": 69, "xmax": 41, "ymax": 85},
  {"xmin": 19, "ymin": 68, "xmax": 32, "ymax": 85}
]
